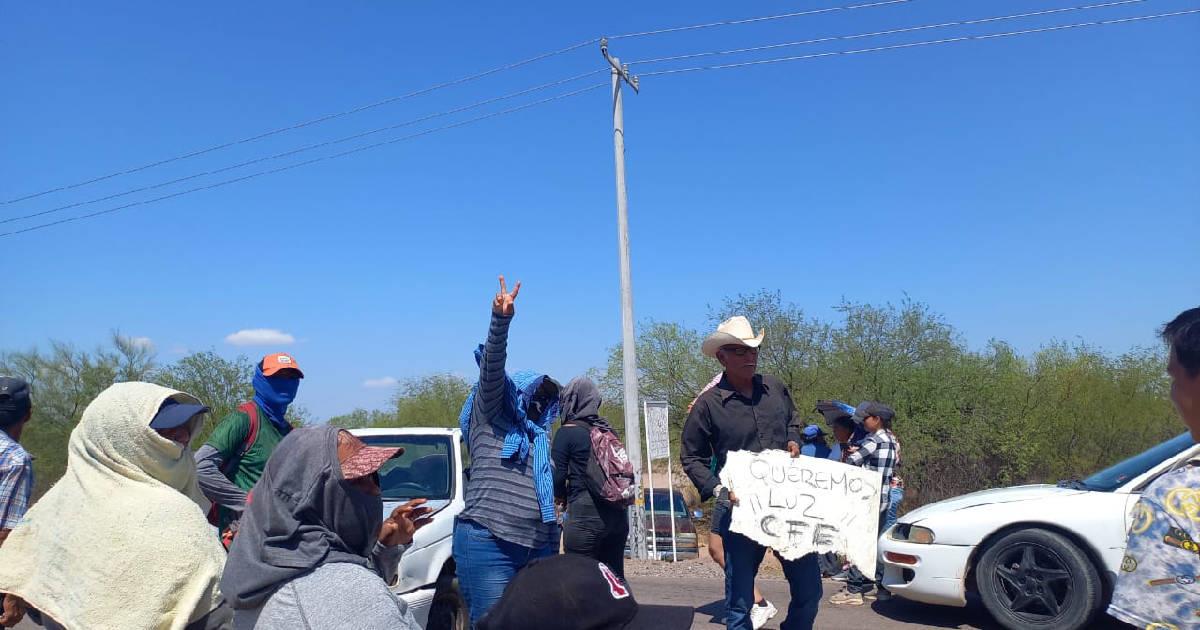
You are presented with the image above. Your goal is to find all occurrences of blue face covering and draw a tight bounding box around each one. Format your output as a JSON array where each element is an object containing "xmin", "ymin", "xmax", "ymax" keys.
[{"xmin": 253, "ymin": 365, "xmax": 300, "ymax": 433}]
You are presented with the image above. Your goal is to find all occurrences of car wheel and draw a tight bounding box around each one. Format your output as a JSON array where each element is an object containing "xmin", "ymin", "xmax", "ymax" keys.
[
  {"xmin": 976, "ymin": 528, "xmax": 1102, "ymax": 630},
  {"xmin": 427, "ymin": 575, "xmax": 468, "ymax": 630}
]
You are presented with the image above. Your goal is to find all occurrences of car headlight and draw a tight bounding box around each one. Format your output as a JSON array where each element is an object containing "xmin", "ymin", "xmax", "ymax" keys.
[
  {"xmin": 907, "ymin": 526, "xmax": 936, "ymax": 544},
  {"xmin": 891, "ymin": 523, "xmax": 936, "ymax": 544}
]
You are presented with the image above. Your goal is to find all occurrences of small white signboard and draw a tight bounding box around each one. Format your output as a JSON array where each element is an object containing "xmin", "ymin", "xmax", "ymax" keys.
[
  {"xmin": 645, "ymin": 401, "xmax": 670, "ymax": 461},
  {"xmin": 720, "ymin": 449, "xmax": 883, "ymax": 575}
]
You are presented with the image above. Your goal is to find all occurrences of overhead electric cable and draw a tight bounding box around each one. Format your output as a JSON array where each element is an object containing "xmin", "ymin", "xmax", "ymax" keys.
[
  {"xmin": 1, "ymin": 69, "xmax": 606, "ymax": 225},
  {"xmin": 0, "ymin": 83, "xmax": 605, "ymax": 238},
  {"xmin": 637, "ymin": 9, "xmax": 1200, "ymax": 77},
  {"xmin": 628, "ymin": 0, "xmax": 1152, "ymax": 66},
  {"xmin": 2, "ymin": 0, "xmax": 920, "ymax": 205},
  {"xmin": 1, "ymin": 39, "xmax": 600, "ymax": 205},
  {"xmin": 608, "ymin": 0, "xmax": 915, "ymax": 39}
]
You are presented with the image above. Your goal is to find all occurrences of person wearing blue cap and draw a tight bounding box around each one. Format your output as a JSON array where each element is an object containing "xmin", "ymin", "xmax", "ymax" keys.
[
  {"xmin": 150, "ymin": 398, "xmax": 211, "ymax": 446},
  {"xmin": 0, "ymin": 382, "xmax": 228, "ymax": 630},
  {"xmin": 798, "ymin": 425, "xmax": 831, "ymax": 460}
]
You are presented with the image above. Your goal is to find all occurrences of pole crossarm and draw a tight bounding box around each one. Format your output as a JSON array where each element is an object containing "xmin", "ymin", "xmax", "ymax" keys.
[{"xmin": 600, "ymin": 38, "xmax": 641, "ymax": 93}]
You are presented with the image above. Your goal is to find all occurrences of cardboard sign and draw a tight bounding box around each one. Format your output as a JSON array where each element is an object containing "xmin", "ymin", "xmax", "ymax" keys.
[
  {"xmin": 720, "ymin": 449, "xmax": 883, "ymax": 575},
  {"xmin": 645, "ymin": 401, "xmax": 670, "ymax": 461}
]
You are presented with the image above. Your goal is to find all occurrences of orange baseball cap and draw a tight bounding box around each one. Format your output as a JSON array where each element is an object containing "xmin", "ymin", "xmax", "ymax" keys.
[{"xmin": 261, "ymin": 352, "xmax": 304, "ymax": 378}]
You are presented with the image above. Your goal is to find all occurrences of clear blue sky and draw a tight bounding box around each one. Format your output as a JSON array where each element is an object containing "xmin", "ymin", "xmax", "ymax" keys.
[{"xmin": 2, "ymin": 1, "xmax": 1197, "ymax": 420}]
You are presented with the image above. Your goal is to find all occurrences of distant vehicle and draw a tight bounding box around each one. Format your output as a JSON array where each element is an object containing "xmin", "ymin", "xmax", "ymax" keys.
[
  {"xmin": 880, "ymin": 432, "xmax": 1199, "ymax": 630},
  {"xmin": 352, "ymin": 428, "xmax": 467, "ymax": 630},
  {"xmin": 625, "ymin": 488, "xmax": 704, "ymax": 561}
]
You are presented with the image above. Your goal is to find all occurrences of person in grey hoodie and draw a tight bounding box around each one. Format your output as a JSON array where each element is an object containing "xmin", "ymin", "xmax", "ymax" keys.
[{"xmin": 221, "ymin": 426, "xmax": 432, "ymax": 630}]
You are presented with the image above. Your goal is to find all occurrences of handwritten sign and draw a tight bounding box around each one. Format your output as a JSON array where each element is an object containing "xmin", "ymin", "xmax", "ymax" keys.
[
  {"xmin": 720, "ymin": 449, "xmax": 883, "ymax": 575},
  {"xmin": 645, "ymin": 401, "xmax": 670, "ymax": 461}
]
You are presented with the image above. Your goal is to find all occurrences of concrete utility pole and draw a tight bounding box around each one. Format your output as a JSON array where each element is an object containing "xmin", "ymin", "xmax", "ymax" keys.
[{"xmin": 601, "ymin": 38, "xmax": 648, "ymax": 560}]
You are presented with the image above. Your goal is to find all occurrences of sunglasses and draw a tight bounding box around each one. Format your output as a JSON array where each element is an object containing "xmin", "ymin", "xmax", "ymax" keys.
[{"xmin": 721, "ymin": 346, "xmax": 760, "ymax": 357}]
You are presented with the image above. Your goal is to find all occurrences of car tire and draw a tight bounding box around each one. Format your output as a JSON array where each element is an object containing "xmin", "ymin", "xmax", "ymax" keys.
[
  {"xmin": 976, "ymin": 528, "xmax": 1102, "ymax": 630},
  {"xmin": 427, "ymin": 575, "xmax": 468, "ymax": 630}
]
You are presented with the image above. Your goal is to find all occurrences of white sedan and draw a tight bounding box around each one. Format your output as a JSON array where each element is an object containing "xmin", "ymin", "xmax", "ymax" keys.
[{"xmin": 880, "ymin": 432, "xmax": 1199, "ymax": 630}]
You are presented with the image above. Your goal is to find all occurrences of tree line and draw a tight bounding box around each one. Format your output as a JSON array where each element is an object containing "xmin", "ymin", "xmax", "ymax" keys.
[
  {"xmin": 4, "ymin": 293, "xmax": 1181, "ymax": 509},
  {"xmin": 0, "ymin": 335, "xmax": 309, "ymax": 498}
]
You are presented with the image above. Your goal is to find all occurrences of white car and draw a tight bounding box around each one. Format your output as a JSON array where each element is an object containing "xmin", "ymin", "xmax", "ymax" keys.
[
  {"xmin": 880, "ymin": 432, "xmax": 1199, "ymax": 630},
  {"xmin": 352, "ymin": 428, "xmax": 468, "ymax": 630}
]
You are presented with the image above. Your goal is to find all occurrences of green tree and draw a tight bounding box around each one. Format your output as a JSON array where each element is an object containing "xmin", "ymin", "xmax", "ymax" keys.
[
  {"xmin": 0, "ymin": 332, "xmax": 157, "ymax": 497},
  {"xmin": 331, "ymin": 374, "xmax": 472, "ymax": 430},
  {"xmin": 601, "ymin": 292, "xmax": 1178, "ymax": 511},
  {"xmin": 388, "ymin": 374, "xmax": 472, "ymax": 429},
  {"xmin": 328, "ymin": 408, "xmax": 398, "ymax": 429}
]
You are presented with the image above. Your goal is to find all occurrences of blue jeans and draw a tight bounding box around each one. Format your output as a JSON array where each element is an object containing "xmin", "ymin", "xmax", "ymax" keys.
[
  {"xmin": 718, "ymin": 504, "xmax": 821, "ymax": 630},
  {"xmin": 886, "ymin": 486, "xmax": 904, "ymax": 530},
  {"xmin": 452, "ymin": 518, "xmax": 557, "ymax": 628}
]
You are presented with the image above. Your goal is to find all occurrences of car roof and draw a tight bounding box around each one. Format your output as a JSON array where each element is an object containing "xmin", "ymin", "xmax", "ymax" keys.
[{"xmin": 350, "ymin": 427, "xmax": 461, "ymax": 437}]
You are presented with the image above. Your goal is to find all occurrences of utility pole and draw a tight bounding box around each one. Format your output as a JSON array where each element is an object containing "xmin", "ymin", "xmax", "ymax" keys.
[{"xmin": 601, "ymin": 38, "xmax": 648, "ymax": 560}]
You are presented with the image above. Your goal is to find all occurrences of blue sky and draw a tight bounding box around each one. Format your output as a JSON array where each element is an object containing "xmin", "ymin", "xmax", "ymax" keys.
[{"xmin": 2, "ymin": 1, "xmax": 1197, "ymax": 420}]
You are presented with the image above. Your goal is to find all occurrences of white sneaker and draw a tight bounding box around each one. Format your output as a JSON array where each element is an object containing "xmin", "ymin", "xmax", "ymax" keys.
[{"xmin": 749, "ymin": 599, "xmax": 778, "ymax": 629}]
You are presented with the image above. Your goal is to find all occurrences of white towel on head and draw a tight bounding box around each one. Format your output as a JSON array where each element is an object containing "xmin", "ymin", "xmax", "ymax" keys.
[{"xmin": 0, "ymin": 381, "xmax": 226, "ymax": 630}]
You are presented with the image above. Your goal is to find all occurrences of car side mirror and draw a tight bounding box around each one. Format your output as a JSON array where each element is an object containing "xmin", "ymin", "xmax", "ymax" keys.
[{"xmin": 693, "ymin": 509, "xmax": 704, "ymax": 520}]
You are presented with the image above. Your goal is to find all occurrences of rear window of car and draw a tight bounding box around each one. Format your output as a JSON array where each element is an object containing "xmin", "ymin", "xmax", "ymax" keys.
[
  {"xmin": 644, "ymin": 490, "xmax": 688, "ymax": 515},
  {"xmin": 1083, "ymin": 432, "xmax": 1195, "ymax": 492}
]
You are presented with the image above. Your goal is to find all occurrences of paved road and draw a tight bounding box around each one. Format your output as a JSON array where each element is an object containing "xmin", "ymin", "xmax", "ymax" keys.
[
  {"xmin": 11, "ymin": 576, "xmax": 1129, "ymax": 629},
  {"xmin": 628, "ymin": 576, "xmax": 1129, "ymax": 630}
]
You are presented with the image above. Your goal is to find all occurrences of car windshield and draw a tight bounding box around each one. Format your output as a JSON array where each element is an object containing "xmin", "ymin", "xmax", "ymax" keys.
[
  {"xmin": 644, "ymin": 491, "xmax": 687, "ymax": 515},
  {"xmin": 1082, "ymin": 432, "xmax": 1195, "ymax": 492},
  {"xmin": 360, "ymin": 434, "xmax": 454, "ymax": 501}
]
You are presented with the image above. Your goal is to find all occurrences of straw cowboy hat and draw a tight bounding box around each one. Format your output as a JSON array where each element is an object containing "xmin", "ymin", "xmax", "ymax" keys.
[{"xmin": 701, "ymin": 316, "xmax": 765, "ymax": 358}]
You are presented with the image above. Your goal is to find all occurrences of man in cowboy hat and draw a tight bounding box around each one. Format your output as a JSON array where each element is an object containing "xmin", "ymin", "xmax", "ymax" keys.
[{"xmin": 681, "ymin": 316, "xmax": 821, "ymax": 630}]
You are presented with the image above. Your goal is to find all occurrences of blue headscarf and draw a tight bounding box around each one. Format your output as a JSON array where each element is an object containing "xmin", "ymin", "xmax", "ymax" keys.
[
  {"xmin": 253, "ymin": 365, "xmax": 300, "ymax": 434},
  {"xmin": 458, "ymin": 345, "xmax": 561, "ymax": 524}
]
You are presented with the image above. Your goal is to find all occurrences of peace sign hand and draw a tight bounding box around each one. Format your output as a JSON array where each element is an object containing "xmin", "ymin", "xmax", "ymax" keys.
[{"xmin": 492, "ymin": 275, "xmax": 521, "ymax": 317}]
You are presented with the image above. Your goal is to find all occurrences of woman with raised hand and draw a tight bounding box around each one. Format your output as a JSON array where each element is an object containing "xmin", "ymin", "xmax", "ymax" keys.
[{"xmin": 452, "ymin": 275, "xmax": 563, "ymax": 626}]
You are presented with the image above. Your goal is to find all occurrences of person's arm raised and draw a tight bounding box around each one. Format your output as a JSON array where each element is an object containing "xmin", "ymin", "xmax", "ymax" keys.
[{"xmin": 477, "ymin": 275, "xmax": 521, "ymax": 425}]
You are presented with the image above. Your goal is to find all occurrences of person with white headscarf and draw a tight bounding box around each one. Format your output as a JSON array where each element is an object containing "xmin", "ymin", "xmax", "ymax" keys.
[{"xmin": 0, "ymin": 382, "xmax": 229, "ymax": 630}]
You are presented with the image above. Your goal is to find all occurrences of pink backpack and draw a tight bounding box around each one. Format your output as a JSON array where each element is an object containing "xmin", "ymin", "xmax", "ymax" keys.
[{"xmin": 576, "ymin": 422, "xmax": 637, "ymax": 507}]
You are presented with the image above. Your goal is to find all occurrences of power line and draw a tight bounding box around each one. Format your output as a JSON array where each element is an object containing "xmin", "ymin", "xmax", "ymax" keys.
[
  {"xmin": 638, "ymin": 8, "xmax": 1200, "ymax": 77},
  {"xmin": 2, "ymin": 0, "xmax": 917, "ymax": 206},
  {"xmin": 0, "ymin": 83, "xmax": 605, "ymax": 239},
  {"xmin": 1, "ymin": 39, "xmax": 600, "ymax": 206},
  {"xmin": 608, "ymin": 0, "xmax": 915, "ymax": 40},
  {"xmin": 629, "ymin": 0, "xmax": 1152, "ymax": 66},
  {"xmin": 1, "ymin": 68, "xmax": 605, "ymax": 226}
]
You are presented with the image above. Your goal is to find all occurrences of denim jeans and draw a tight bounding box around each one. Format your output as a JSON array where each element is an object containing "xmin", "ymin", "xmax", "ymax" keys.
[
  {"xmin": 717, "ymin": 502, "xmax": 821, "ymax": 630},
  {"xmin": 452, "ymin": 518, "xmax": 557, "ymax": 627},
  {"xmin": 886, "ymin": 486, "xmax": 904, "ymax": 530}
]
